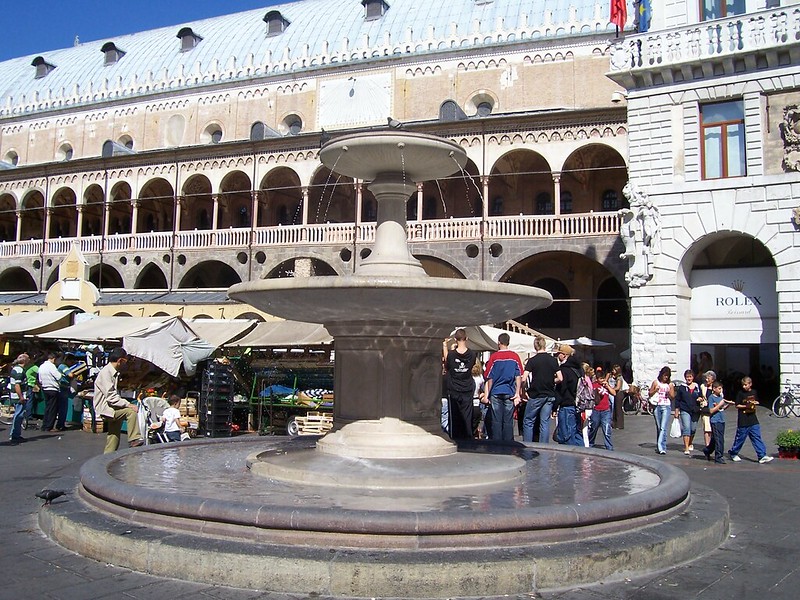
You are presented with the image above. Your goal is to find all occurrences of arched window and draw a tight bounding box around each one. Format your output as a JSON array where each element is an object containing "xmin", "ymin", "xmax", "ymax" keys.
[
  {"xmin": 535, "ymin": 192, "xmax": 552, "ymax": 215},
  {"xmin": 31, "ymin": 56, "xmax": 56, "ymax": 78},
  {"xmin": 602, "ymin": 189, "xmax": 620, "ymax": 211},
  {"xmin": 560, "ymin": 191, "xmax": 573, "ymax": 214},
  {"xmin": 363, "ymin": 0, "xmax": 389, "ymax": 20},
  {"xmin": 176, "ymin": 27, "xmax": 203, "ymax": 51},
  {"xmin": 264, "ymin": 10, "xmax": 290, "ymax": 36},
  {"xmin": 101, "ymin": 42, "xmax": 125, "ymax": 65}
]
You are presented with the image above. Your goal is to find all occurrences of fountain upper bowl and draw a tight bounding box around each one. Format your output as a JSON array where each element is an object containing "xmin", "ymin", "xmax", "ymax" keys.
[{"xmin": 319, "ymin": 131, "xmax": 468, "ymax": 182}]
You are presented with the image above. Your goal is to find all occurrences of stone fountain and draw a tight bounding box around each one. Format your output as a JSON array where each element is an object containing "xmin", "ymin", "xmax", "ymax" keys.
[{"xmin": 39, "ymin": 131, "xmax": 729, "ymax": 598}]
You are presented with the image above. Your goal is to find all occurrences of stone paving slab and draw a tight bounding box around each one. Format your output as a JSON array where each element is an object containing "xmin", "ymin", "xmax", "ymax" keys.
[{"xmin": 2, "ymin": 409, "xmax": 799, "ymax": 599}]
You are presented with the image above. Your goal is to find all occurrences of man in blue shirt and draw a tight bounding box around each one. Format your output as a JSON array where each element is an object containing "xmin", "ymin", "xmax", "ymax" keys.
[{"xmin": 483, "ymin": 333, "xmax": 523, "ymax": 442}]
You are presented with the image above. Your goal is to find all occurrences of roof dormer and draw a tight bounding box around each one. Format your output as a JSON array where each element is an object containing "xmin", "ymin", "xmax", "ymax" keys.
[
  {"xmin": 362, "ymin": 0, "xmax": 389, "ymax": 21},
  {"xmin": 101, "ymin": 42, "xmax": 126, "ymax": 66},
  {"xmin": 264, "ymin": 10, "xmax": 290, "ymax": 36},
  {"xmin": 31, "ymin": 56, "xmax": 56, "ymax": 79},
  {"xmin": 176, "ymin": 27, "xmax": 203, "ymax": 52}
]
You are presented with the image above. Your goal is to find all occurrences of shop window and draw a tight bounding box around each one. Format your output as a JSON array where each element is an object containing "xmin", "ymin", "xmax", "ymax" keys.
[
  {"xmin": 701, "ymin": 100, "xmax": 746, "ymax": 180},
  {"xmin": 701, "ymin": 0, "xmax": 746, "ymax": 21}
]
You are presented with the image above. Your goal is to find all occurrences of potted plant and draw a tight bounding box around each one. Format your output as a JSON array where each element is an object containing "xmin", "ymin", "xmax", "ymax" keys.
[{"xmin": 776, "ymin": 429, "xmax": 800, "ymax": 459}]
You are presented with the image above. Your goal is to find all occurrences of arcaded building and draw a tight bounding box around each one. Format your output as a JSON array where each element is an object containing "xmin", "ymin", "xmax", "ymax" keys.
[
  {"xmin": 0, "ymin": 0, "xmax": 631, "ymax": 350},
  {"xmin": 609, "ymin": 0, "xmax": 800, "ymax": 391}
]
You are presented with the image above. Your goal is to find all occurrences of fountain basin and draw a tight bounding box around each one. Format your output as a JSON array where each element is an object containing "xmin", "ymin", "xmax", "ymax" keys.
[{"xmin": 41, "ymin": 437, "xmax": 729, "ymax": 597}]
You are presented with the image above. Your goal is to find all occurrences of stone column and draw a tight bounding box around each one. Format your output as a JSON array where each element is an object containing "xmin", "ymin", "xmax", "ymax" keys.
[
  {"xmin": 44, "ymin": 208, "xmax": 53, "ymax": 241},
  {"xmin": 251, "ymin": 191, "xmax": 259, "ymax": 228},
  {"xmin": 481, "ymin": 175, "xmax": 489, "ymax": 221},
  {"xmin": 301, "ymin": 187, "xmax": 309, "ymax": 225},
  {"xmin": 355, "ymin": 181, "xmax": 363, "ymax": 225},
  {"xmin": 553, "ymin": 172, "xmax": 561, "ymax": 216},
  {"xmin": 76, "ymin": 205, "xmax": 84, "ymax": 238},
  {"xmin": 416, "ymin": 182, "xmax": 424, "ymax": 221},
  {"xmin": 212, "ymin": 194, "xmax": 220, "ymax": 230},
  {"xmin": 15, "ymin": 210, "xmax": 21, "ymax": 242},
  {"xmin": 358, "ymin": 174, "xmax": 424, "ymax": 277},
  {"xmin": 174, "ymin": 196, "xmax": 183, "ymax": 232},
  {"xmin": 130, "ymin": 199, "xmax": 139, "ymax": 235}
]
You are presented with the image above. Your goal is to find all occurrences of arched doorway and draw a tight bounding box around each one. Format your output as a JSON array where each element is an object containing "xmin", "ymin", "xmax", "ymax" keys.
[{"xmin": 682, "ymin": 234, "xmax": 778, "ymax": 399}]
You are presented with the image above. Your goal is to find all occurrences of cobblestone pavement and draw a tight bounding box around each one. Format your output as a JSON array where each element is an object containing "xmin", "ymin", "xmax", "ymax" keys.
[{"xmin": 1, "ymin": 408, "xmax": 799, "ymax": 600}]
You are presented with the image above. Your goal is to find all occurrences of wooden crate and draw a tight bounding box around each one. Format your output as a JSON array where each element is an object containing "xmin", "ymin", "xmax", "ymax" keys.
[{"xmin": 295, "ymin": 412, "xmax": 333, "ymax": 436}]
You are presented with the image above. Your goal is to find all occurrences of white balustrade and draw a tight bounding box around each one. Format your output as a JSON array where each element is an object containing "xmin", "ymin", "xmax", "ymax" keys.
[
  {"xmin": 17, "ymin": 239, "xmax": 43, "ymax": 257},
  {"xmin": 2, "ymin": 213, "xmax": 620, "ymax": 258},
  {"xmin": 609, "ymin": 6, "xmax": 800, "ymax": 74},
  {"xmin": 0, "ymin": 241, "xmax": 16, "ymax": 257}
]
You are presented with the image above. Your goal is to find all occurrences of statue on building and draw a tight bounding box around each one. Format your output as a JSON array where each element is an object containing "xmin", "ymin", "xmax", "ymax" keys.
[
  {"xmin": 780, "ymin": 104, "xmax": 800, "ymax": 172},
  {"xmin": 620, "ymin": 182, "xmax": 661, "ymax": 288}
]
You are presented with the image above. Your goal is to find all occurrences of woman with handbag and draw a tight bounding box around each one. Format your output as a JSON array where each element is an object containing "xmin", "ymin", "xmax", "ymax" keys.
[
  {"xmin": 674, "ymin": 370, "xmax": 701, "ymax": 455},
  {"xmin": 649, "ymin": 366, "xmax": 676, "ymax": 455}
]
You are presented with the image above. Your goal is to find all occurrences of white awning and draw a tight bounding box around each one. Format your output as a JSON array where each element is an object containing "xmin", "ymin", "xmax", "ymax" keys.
[
  {"xmin": 225, "ymin": 321, "xmax": 332, "ymax": 348},
  {"xmin": 184, "ymin": 318, "xmax": 257, "ymax": 348},
  {"xmin": 35, "ymin": 316, "xmax": 171, "ymax": 342},
  {"xmin": 0, "ymin": 310, "xmax": 75, "ymax": 335},
  {"xmin": 124, "ymin": 318, "xmax": 216, "ymax": 377},
  {"xmin": 460, "ymin": 325, "xmax": 554, "ymax": 355}
]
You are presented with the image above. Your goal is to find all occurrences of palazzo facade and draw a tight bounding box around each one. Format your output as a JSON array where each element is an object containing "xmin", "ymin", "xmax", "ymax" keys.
[{"xmin": 0, "ymin": 0, "xmax": 631, "ymax": 350}]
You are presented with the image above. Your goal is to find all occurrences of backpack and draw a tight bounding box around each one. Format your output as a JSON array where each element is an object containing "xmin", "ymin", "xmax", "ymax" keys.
[{"xmin": 574, "ymin": 370, "xmax": 595, "ymax": 411}]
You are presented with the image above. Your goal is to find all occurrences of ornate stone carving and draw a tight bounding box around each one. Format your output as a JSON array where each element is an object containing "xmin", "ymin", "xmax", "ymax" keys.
[
  {"xmin": 620, "ymin": 181, "xmax": 661, "ymax": 288},
  {"xmin": 780, "ymin": 104, "xmax": 800, "ymax": 172}
]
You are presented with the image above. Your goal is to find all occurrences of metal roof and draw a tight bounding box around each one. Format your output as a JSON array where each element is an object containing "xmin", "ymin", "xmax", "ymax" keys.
[{"xmin": 0, "ymin": 0, "xmax": 613, "ymax": 118}]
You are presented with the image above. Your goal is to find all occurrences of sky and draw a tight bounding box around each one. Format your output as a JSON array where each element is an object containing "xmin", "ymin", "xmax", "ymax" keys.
[{"xmin": 0, "ymin": 1, "xmax": 288, "ymax": 62}]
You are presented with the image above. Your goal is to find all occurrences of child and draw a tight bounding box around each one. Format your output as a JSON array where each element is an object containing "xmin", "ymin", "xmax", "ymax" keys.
[
  {"xmin": 150, "ymin": 394, "xmax": 186, "ymax": 442},
  {"xmin": 703, "ymin": 381, "xmax": 733, "ymax": 463},
  {"xmin": 728, "ymin": 376, "xmax": 774, "ymax": 464},
  {"xmin": 590, "ymin": 370, "xmax": 613, "ymax": 450}
]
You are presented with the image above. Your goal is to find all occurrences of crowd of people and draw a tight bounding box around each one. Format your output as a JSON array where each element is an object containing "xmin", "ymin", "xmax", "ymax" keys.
[
  {"xmin": 443, "ymin": 331, "xmax": 777, "ymax": 462},
  {"xmin": 443, "ymin": 331, "xmax": 625, "ymax": 449}
]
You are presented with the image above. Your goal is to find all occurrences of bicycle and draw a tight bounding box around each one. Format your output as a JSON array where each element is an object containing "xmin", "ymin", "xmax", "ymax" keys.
[
  {"xmin": 621, "ymin": 383, "xmax": 653, "ymax": 415},
  {"xmin": 771, "ymin": 379, "xmax": 800, "ymax": 417}
]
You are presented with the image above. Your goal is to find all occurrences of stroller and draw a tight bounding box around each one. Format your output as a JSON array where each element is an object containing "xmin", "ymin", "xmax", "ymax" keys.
[{"xmin": 137, "ymin": 395, "xmax": 171, "ymax": 445}]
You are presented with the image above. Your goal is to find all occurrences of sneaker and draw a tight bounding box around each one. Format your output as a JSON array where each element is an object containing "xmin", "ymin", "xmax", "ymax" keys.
[
  {"xmin": 730, "ymin": 454, "xmax": 741, "ymax": 462},
  {"xmin": 758, "ymin": 455, "xmax": 774, "ymax": 464},
  {"xmin": 688, "ymin": 445, "xmax": 694, "ymax": 451},
  {"xmin": 659, "ymin": 450, "xmax": 666, "ymax": 455},
  {"xmin": 714, "ymin": 458, "xmax": 726, "ymax": 464},
  {"xmin": 683, "ymin": 449, "xmax": 691, "ymax": 456}
]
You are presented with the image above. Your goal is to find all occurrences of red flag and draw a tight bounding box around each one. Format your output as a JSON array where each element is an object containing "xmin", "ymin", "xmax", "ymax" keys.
[{"xmin": 610, "ymin": 0, "xmax": 627, "ymax": 31}]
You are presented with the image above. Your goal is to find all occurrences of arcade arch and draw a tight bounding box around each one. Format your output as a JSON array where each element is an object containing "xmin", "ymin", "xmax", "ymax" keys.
[
  {"xmin": 179, "ymin": 261, "xmax": 242, "ymax": 288},
  {"xmin": 0, "ymin": 267, "xmax": 37, "ymax": 291}
]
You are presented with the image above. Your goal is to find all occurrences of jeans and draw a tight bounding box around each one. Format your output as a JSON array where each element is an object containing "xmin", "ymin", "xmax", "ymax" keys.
[
  {"xmin": 556, "ymin": 406, "xmax": 583, "ymax": 446},
  {"xmin": 589, "ymin": 408, "xmax": 613, "ymax": 450},
  {"xmin": 489, "ymin": 394, "xmax": 515, "ymax": 442},
  {"xmin": 729, "ymin": 423, "xmax": 767, "ymax": 459},
  {"xmin": 10, "ymin": 399, "xmax": 26, "ymax": 440},
  {"xmin": 678, "ymin": 410, "xmax": 698, "ymax": 437},
  {"xmin": 522, "ymin": 396, "xmax": 555, "ymax": 443},
  {"xmin": 653, "ymin": 405, "xmax": 671, "ymax": 452},
  {"xmin": 706, "ymin": 422, "xmax": 726, "ymax": 461}
]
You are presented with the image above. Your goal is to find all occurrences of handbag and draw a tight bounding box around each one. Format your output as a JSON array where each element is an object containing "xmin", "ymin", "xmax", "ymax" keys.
[{"xmin": 669, "ymin": 418, "xmax": 681, "ymax": 438}]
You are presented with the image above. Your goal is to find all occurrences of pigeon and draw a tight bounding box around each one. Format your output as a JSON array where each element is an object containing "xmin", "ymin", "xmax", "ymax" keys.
[
  {"xmin": 319, "ymin": 128, "xmax": 332, "ymax": 148},
  {"xmin": 35, "ymin": 489, "xmax": 67, "ymax": 506},
  {"xmin": 387, "ymin": 117, "xmax": 404, "ymax": 129}
]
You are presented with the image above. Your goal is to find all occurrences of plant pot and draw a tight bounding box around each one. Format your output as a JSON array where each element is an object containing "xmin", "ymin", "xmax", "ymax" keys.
[{"xmin": 777, "ymin": 446, "xmax": 798, "ymax": 459}]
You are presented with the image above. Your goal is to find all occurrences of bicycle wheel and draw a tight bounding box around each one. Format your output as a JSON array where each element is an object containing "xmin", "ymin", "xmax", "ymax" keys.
[{"xmin": 772, "ymin": 394, "xmax": 791, "ymax": 417}]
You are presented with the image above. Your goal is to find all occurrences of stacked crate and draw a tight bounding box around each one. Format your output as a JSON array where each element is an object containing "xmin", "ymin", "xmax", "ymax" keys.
[{"xmin": 199, "ymin": 362, "xmax": 233, "ymax": 437}]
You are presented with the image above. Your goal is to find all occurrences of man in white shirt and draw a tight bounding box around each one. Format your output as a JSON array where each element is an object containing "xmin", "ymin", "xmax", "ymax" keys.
[
  {"xmin": 38, "ymin": 352, "xmax": 62, "ymax": 432},
  {"xmin": 93, "ymin": 348, "xmax": 143, "ymax": 453}
]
